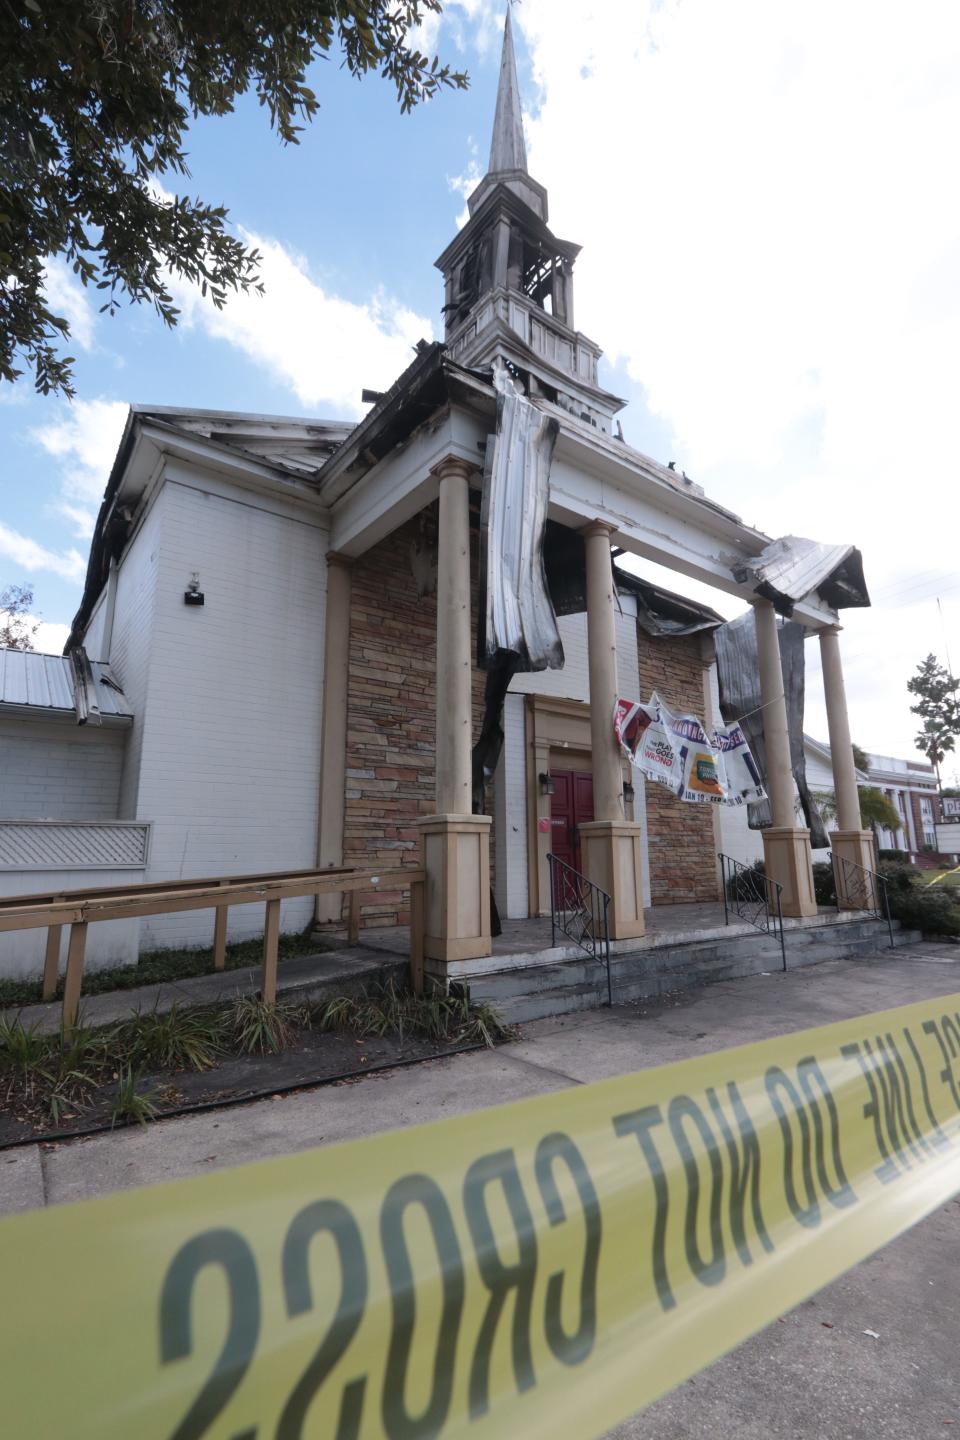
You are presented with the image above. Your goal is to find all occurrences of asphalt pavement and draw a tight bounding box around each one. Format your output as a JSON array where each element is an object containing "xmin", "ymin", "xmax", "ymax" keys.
[{"xmin": 3, "ymin": 941, "xmax": 960, "ymax": 1437}]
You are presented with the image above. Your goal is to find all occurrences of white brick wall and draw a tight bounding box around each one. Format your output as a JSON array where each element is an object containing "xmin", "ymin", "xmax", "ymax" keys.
[
  {"xmin": 510, "ymin": 594, "xmax": 640, "ymax": 703},
  {"xmin": 0, "ymin": 866, "xmax": 140, "ymax": 979},
  {"xmin": 0, "ymin": 717, "xmax": 125, "ymax": 820},
  {"xmin": 120, "ymin": 468, "xmax": 329, "ymax": 950}
]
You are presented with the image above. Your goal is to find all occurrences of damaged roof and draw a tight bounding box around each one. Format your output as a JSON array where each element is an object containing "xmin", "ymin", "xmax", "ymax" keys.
[
  {"xmin": 733, "ymin": 535, "xmax": 870, "ymax": 615},
  {"xmin": 0, "ymin": 648, "xmax": 133, "ymax": 724}
]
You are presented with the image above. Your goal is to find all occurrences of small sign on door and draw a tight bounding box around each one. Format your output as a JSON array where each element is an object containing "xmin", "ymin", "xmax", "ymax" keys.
[{"xmin": 537, "ymin": 817, "xmax": 551, "ymax": 834}]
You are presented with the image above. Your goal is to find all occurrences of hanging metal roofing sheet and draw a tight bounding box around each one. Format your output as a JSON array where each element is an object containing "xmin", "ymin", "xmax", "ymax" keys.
[{"xmin": 0, "ymin": 648, "xmax": 133, "ymax": 721}]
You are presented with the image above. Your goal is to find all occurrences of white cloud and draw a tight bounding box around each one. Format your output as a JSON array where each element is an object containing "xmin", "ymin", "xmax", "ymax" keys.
[
  {"xmin": 508, "ymin": 0, "xmax": 960, "ymax": 758},
  {"xmin": 31, "ymin": 398, "xmax": 128, "ymax": 536},
  {"xmin": 169, "ymin": 233, "xmax": 433, "ymax": 418},
  {"xmin": 0, "ymin": 522, "xmax": 86, "ymax": 581},
  {"xmin": 42, "ymin": 261, "xmax": 97, "ymax": 352}
]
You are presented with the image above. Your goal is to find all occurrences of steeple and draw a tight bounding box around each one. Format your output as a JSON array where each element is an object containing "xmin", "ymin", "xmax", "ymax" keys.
[
  {"xmin": 433, "ymin": 5, "xmax": 626, "ymax": 432},
  {"xmin": 488, "ymin": 4, "xmax": 527, "ymax": 175}
]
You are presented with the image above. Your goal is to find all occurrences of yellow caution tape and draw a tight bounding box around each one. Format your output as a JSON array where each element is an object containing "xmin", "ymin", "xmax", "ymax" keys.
[{"xmin": 4, "ymin": 991, "xmax": 960, "ymax": 1439}]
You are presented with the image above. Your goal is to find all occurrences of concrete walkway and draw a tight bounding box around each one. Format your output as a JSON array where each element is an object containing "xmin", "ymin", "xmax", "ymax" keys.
[{"xmin": 4, "ymin": 942, "xmax": 960, "ymax": 1437}]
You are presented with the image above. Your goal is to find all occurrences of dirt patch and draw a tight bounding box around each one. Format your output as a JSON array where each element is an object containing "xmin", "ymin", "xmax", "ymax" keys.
[{"xmin": 0, "ymin": 1028, "xmax": 492, "ymax": 1147}]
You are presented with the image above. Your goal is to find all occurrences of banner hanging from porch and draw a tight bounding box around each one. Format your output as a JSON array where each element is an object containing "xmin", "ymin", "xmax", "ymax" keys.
[{"xmin": 614, "ymin": 691, "xmax": 766, "ymax": 806}]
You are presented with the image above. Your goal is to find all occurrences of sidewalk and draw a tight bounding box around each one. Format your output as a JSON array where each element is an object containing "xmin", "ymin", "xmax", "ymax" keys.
[{"xmin": 6, "ymin": 943, "xmax": 960, "ymax": 1438}]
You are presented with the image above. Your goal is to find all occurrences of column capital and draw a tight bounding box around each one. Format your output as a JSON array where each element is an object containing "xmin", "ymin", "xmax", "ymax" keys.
[
  {"xmin": 430, "ymin": 454, "xmax": 476, "ymax": 485},
  {"xmin": 325, "ymin": 549, "xmax": 355, "ymax": 570},
  {"xmin": 581, "ymin": 519, "xmax": 617, "ymax": 541},
  {"xmin": 818, "ymin": 622, "xmax": 844, "ymax": 637}
]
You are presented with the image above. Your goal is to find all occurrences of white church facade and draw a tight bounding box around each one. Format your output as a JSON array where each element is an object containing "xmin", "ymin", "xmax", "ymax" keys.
[{"xmin": 0, "ymin": 13, "xmax": 878, "ymax": 982}]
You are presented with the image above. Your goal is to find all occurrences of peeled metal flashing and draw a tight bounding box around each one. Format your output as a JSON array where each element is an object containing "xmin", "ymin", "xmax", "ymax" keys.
[
  {"xmin": 733, "ymin": 534, "xmax": 870, "ymax": 616},
  {"xmin": 714, "ymin": 612, "xmax": 829, "ymax": 846},
  {"xmin": 479, "ymin": 362, "xmax": 563, "ymax": 672},
  {"xmin": 0, "ymin": 647, "xmax": 133, "ymax": 723}
]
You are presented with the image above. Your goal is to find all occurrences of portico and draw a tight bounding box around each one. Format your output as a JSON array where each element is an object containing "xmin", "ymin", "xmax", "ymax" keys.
[{"xmin": 309, "ymin": 11, "xmax": 871, "ymax": 977}]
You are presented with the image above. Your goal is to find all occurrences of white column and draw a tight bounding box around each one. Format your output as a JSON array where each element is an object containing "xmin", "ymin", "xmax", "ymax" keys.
[
  {"xmin": 818, "ymin": 626, "xmax": 862, "ymax": 831},
  {"xmin": 435, "ymin": 458, "xmax": 473, "ymax": 815},
  {"xmin": 818, "ymin": 624, "xmax": 877, "ymax": 905},
  {"xmin": 753, "ymin": 600, "xmax": 817, "ymax": 917},
  {"xmin": 584, "ymin": 521, "xmax": 623, "ymax": 822},
  {"xmin": 578, "ymin": 520, "xmax": 645, "ymax": 940},
  {"xmin": 754, "ymin": 599, "xmax": 796, "ymax": 828},
  {"xmin": 418, "ymin": 456, "xmax": 492, "ymax": 969}
]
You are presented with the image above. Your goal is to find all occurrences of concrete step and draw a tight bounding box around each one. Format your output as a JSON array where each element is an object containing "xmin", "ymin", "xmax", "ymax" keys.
[{"xmin": 473, "ymin": 919, "xmax": 922, "ymax": 1026}]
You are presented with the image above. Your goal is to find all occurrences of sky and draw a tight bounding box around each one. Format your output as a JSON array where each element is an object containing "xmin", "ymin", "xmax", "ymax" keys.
[{"xmin": 1, "ymin": 0, "xmax": 959, "ymax": 777}]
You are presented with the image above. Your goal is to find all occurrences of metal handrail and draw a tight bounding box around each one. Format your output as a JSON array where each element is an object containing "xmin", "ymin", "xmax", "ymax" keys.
[
  {"xmin": 547, "ymin": 853, "xmax": 613, "ymax": 1006},
  {"xmin": 833, "ymin": 854, "xmax": 895, "ymax": 948},
  {"xmin": 719, "ymin": 852, "xmax": 786, "ymax": 971}
]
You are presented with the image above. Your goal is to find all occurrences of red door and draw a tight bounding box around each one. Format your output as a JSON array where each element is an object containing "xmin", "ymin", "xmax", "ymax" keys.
[{"xmin": 549, "ymin": 769, "xmax": 595, "ymax": 884}]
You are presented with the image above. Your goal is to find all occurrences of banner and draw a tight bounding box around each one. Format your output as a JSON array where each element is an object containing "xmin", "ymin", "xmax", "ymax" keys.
[
  {"xmin": 3, "ymin": 993, "xmax": 960, "ymax": 1439},
  {"xmin": 614, "ymin": 692, "xmax": 766, "ymax": 805}
]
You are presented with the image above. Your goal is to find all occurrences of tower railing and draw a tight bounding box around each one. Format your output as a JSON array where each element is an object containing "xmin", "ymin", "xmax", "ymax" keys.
[
  {"xmin": 547, "ymin": 853, "xmax": 613, "ymax": 1006},
  {"xmin": 833, "ymin": 854, "xmax": 895, "ymax": 948},
  {"xmin": 719, "ymin": 853, "xmax": 786, "ymax": 971}
]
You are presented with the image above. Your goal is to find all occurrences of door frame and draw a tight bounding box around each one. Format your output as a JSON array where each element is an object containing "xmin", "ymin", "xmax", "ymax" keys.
[{"xmin": 524, "ymin": 694, "xmax": 634, "ymax": 916}]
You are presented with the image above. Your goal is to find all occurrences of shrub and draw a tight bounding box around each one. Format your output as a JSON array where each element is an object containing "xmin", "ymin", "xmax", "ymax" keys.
[
  {"xmin": 725, "ymin": 861, "xmax": 766, "ymax": 903},
  {"xmin": 119, "ymin": 1003, "xmax": 226, "ymax": 1072},
  {"xmin": 878, "ymin": 849, "xmax": 913, "ymax": 866},
  {"xmin": 111, "ymin": 1067, "xmax": 160, "ymax": 1128},
  {"xmin": 812, "ymin": 862, "xmax": 836, "ymax": 907},
  {"xmin": 886, "ymin": 885, "xmax": 960, "ymax": 938}
]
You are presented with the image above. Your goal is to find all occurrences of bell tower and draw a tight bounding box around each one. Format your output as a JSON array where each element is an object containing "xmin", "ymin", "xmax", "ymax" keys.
[{"xmin": 435, "ymin": 5, "xmax": 625, "ymax": 431}]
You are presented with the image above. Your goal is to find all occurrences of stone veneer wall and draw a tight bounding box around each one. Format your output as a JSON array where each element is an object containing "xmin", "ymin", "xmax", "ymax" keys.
[
  {"xmin": 638, "ymin": 631, "xmax": 720, "ymax": 904},
  {"xmin": 343, "ymin": 508, "xmax": 488, "ymax": 926}
]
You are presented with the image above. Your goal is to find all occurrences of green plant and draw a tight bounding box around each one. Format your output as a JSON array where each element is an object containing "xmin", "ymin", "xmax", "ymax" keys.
[
  {"xmin": 313, "ymin": 978, "xmax": 511, "ymax": 1048},
  {"xmin": 230, "ymin": 997, "xmax": 304, "ymax": 1055},
  {"xmin": 725, "ymin": 860, "xmax": 766, "ymax": 902},
  {"xmin": 120, "ymin": 1003, "xmax": 226, "ymax": 1072},
  {"xmin": 111, "ymin": 1067, "xmax": 160, "ymax": 1128},
  {"xmin": 812, "ymin": 862, "xmax": 836, "ymax": 907},
  {"xmin": 859, "ymin": 787, "xmax": 902, "ymax": 834},
  {"xmin": 0, "ymin": 1016, "xmax": 56, "ymax": 1102}
]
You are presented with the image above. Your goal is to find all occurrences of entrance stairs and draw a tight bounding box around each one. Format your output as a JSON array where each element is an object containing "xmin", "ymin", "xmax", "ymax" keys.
[{"xmin": 465, "ymin": 917, "xmax": 922, "ymax": 1025}]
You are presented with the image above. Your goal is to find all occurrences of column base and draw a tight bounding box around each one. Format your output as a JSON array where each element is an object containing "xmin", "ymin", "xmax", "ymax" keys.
[
  {"xmin": 418, "ymin": 814, "xmax": 493, "ymax": 967},
  {"xmin": 832, "ymin": 830, "xmax": 879, "ymax": 909},
  {"xmin": 579, "ymin": 821, "xmax": 646, "ymax": 940},
  {"xmin": 761, "ymin": 827, "xmax": 817, "ymax": 917}
]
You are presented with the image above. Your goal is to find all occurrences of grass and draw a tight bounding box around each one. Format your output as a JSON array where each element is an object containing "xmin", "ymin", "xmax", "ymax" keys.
[
  {"xmin": 111, "ymin": 1067, "xmax": 160, "ymax": 1128},
  {"xmin": 923, "ymin": 868, "xmax": 960, "ymax": 890},
  {"xmin": 0, "ymin": 979, "xmax": 511, "ymax": 1133},
  {"xmin": 314, "ymin": 977, "xmax": 511, "ymax": 1049},
  {"xmin": 0, "ymin": 927, "xmax": 320, "ymax": 1011}
]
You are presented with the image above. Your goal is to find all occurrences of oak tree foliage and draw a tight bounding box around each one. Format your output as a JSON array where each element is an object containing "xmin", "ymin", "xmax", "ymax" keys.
[
  {"xmin": 908, "ymin": 653, "xmax": 960, "ymax": 792},
  {"xmin": 1, "ymin": 1, "xmax": 467, "ymax": 396},
  {"xmin": 0, "ymin": 584, "xmax": 40, "ymax": 650}
]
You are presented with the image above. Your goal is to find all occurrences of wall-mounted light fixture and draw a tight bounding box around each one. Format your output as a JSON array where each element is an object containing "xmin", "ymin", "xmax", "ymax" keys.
[
  {"xmin": 539, "ymin": 772, "xmax": 556, "ymax": 797},
  {"xmin": 184, "ymin": 573, "xmax": 205, "ymax": 607},
  {"xmin": 623, "ymin": 779, "xmax": 635, "ymax": 803}
]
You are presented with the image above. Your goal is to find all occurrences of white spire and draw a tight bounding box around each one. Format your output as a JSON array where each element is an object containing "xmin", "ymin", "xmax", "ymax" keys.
[{"xmin": 488, "ymin": 4, "xmax": 527, "ymax": 174}]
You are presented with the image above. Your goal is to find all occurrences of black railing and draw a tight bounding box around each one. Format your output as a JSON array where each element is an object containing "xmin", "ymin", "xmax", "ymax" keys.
[
  {"xmin": 833, "ymin": 854, "xmax": 895, "ymax": 948},
  {"xmin": 719, "ymin": 853, "xmax": 786, "ymax": 971},
  {"xmin": 547, "ymin": 853, "xmax": 613, "ymax": 1006}
]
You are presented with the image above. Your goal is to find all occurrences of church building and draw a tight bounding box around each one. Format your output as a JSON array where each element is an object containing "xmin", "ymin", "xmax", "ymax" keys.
[{"xmin": 0, "ymin": 12, "xmax": 874, "ymax": 982}]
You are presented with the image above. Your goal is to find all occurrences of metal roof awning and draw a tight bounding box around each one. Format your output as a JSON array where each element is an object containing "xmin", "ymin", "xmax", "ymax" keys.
[
  {"xmin": 0, "ymin": 647, "xmax": 133, "ymax": 725},
  {"xmin": 733, "ymin": 535, "xmax": 870, "ymax": 617}
]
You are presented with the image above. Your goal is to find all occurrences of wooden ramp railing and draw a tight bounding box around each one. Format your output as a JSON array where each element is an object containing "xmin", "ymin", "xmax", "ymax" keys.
[{"xmin": 0, "ymin": 865, "xmax": 426, "ymax": 1031}]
